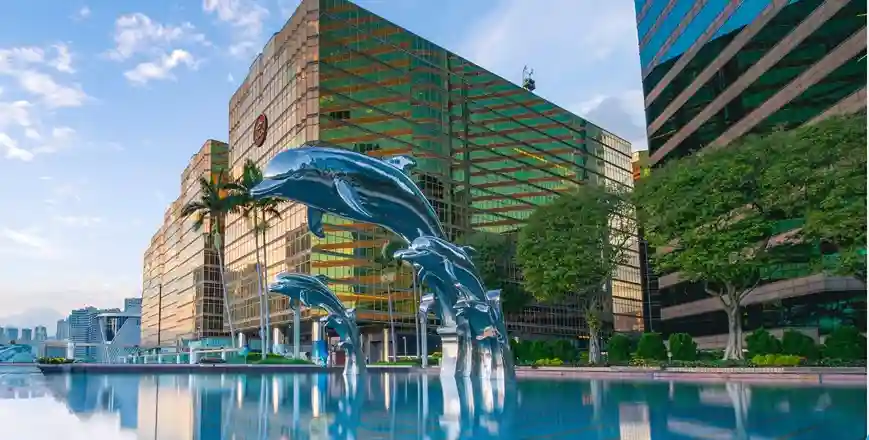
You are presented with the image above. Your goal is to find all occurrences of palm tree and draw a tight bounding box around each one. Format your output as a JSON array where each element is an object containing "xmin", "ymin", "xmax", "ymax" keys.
[
  {"xmin": 227, "ymin": 159, "xmax": 284, "ymax": 356},
  {"xmin": 180, "ymin": 171, "xmax": 237, "ymax": 347}
]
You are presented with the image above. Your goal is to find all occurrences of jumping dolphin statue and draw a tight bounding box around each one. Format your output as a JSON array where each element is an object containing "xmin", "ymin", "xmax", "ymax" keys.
[
  {"xmin": 320, "ymin": 313, "xmax": 364, "ymax": 376},
  {"xmin": 268, "ymin": 272, "xmax": 365, "ymax": 375},
  {"xmin": 250, "ymin": 142, "xmax": 445, "ymax": 244},
  {"xmin": 393, "ymin": 235, "xmax": 487, "ymax": 303}
]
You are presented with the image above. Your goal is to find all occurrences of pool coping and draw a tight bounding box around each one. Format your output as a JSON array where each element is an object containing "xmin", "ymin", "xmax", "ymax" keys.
[
  {"xmin": 511, "ymin": 366, "xmax": 866, "ymax": 385},
  {"xmin": 36, "ymin": 363, "xmax": 417, "ymax": 375},
  {"xmin": 35, "ymin": 363, "xmax": 865, "ymax": 385}
]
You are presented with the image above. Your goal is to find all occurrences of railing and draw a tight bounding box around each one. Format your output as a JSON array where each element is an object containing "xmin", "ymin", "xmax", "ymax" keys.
[{"xmin": 121, "ymin": 347, "xmax": 243, "ymax": 365}]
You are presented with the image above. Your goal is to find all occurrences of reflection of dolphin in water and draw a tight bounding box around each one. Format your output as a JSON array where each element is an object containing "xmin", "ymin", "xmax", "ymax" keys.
[
  {"xmin": 268, "ymin": 272, "xmax": 365, "ymax": 375},
  {"xmin": 250, "ymin": 142, "xmax": 445, "ymax": 244}
]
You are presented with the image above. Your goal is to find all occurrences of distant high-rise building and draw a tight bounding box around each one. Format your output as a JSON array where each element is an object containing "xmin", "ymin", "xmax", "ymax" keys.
[
  {"xmin": 0, "ymin": 327, "xmax": 6, "ymax": 344},
  {"xmin": 33, "ymin": 326, "xmax": 48, "ymax": 342},
  {"xmin": 20, "ymin": 328, "xmax": 32, "ymax": 342},
  {"xmin": 124, "ymin": 298, "xmax": 142, "ymax": 314},
  {"xmin": 142, "ymin": 140, "xmax": 229, "ymax": 347},
  {"xmin": 69, "ymin": 307, "xmax": 99, "ymax": 360},
  {"xmin": 56, "ymin": 319, "xmax": 69, "ymax": 340},
  {"xmin": 4, "ymin": 327, "xmax": 19, "ymax": 342}
]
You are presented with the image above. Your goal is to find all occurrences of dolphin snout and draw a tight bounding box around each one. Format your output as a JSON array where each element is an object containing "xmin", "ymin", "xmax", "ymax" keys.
[
  {"xmin": 393, "ymin": 247, "xmax": 425, "ymax": 261},
  {"xmin": 250, "ymin": 178, "xmax": 283, "ymax": 198}
]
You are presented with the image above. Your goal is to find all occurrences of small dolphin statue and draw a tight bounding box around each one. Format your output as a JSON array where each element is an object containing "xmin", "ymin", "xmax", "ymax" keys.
[
  {"xmin": 268, "ymin": 272, "xmax": 365, "ymax": 375},
  {"xmin": 320, "ymin": 312, "xmax": 364, "ymax": 376},
  {"xmin": 250, "ymin": 142, "xmax": 445, "ymax": 244}
]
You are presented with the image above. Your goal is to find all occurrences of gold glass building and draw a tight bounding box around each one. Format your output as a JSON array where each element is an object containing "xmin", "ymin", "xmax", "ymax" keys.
[
  {"xmin": 225, "ymin": 0, "xmax": 643, "ymax": 350},
  {"xmin": 141, "ymin": 140, "xmax": 230, "ymax": 347}
]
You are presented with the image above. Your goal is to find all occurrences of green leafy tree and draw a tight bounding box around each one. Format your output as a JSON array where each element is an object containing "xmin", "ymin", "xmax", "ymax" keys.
[
  {"xmin": 227, "ymin": 159, "xmax": 285, "ymax": 355},
  {"xmin": 636, "ymin": 332, "xmax": 667, "ymax": 360},
  {"xmin": 823, "ymin": 325, "xmax": 867, "ymax": 360},
  {"xmin": 180, "ymin": 171, "xmax": 237, "ymax": 345},
  {"xmin": 517, "ymin": 184, "xmax": 634, "ymax": 363},
  {"xmin": 457, "ymin": 231, "xmax": 532, "ymax": 314},
  {"xmin": 606, "ymin": 333, "xmax": 631, "ymax": 363},
  {"xmin": 745, "ymin": 329, "xmax": 781, "ymax": 358},
  {"xmin": 668, "ymin": 333, "xmax": 698, "ymax": 361},
  {"xmin": 633, "ymin": 131, "xmax": 804, "ymax": 360},
  {"xmin": 761, "ymin": 114, "xmax": 867, "ymax": 282},
  {"xmin": 780, "ymin": 330, "xmax": 819, "ymax": 360}
]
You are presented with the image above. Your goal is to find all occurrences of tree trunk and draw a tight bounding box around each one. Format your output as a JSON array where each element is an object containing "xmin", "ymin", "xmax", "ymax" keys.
[
  {"xmin": 252, "ymin": 216, "xmax": 266, "ymax": 359},
  {"xmin": 214, "ymin": 239, "xmax": 236, "ymax": 347},
  {"xmin": 260, "ymin": 210, "xmax": 272, "ymax": 355},
  {"xmin": 588, "ymin": 325, "xmax": 601, "ymax": 364},
  {"xmin": 722, "ymin": 295, "xmax": 744, "ymax": 360}
]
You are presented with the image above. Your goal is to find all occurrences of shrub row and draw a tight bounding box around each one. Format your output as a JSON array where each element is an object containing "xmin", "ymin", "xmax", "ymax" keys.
[{"xmin": 37, "ymin": 357, "xmax": 74, "ymax": 364}]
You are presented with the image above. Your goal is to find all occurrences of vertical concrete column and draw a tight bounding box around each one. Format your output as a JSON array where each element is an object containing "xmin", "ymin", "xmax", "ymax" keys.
[
  {"xmin": 66, "ymin": 342, "xmax": 75, "ymax": 360},
  {"xmin": 382, "ymin": 327, "xmax": 390, "ymax": 362},
  {"xmin": 272, "ymin": 327, "xmax": 284, "ymax": 354},
  {"xmin": 238, "ymin": 332, "xmax": 246, "ymax": 349}
]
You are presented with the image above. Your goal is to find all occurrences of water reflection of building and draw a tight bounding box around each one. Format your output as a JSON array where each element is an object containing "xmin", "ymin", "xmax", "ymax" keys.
[{"xmin": 40, "ymin": 372, "xmax": 866, "ymax": 439}]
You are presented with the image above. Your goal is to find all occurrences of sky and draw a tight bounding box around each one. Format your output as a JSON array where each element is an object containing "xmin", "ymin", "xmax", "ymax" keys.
[{"xmin": 0, "ymin": 0, "xmax": 646, "ymax": 329}]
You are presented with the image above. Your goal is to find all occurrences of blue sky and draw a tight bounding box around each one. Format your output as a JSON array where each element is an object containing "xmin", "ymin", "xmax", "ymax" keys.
[{"xmin": 0, "ymin": 0, "xmax": 645, "ymax": 329}]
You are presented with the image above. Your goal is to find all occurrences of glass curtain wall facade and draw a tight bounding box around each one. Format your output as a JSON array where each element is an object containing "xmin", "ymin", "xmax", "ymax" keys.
[
  {"xmin": 141, "ymin": 140, "xmax": 230, "ymax": 347},
  {"xmin": 634, "ymin": 0, "xmax": 867, "ymax": 343},
  {"xmin": 226, "ymin": 0, "xmax": 643, "ymax": 342}
]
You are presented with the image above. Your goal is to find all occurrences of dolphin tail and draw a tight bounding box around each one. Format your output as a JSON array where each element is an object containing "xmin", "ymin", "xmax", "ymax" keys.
[{"xmin": 383, "ymin": 155, "xmax": 417, "ymax": 175}]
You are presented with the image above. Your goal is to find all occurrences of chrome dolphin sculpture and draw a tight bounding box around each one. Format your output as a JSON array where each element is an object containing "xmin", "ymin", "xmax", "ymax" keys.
[
  {"xmin": 250, "ymin": 142, "xmax": 445, "ymax": 244},
  {"xmin": 320, "ymin": 313, "xmax": 364, "ymax": 376},
  {"xmin": 395, "ymin": 236, "xmax": 515, "ymax": 379},
  {"xmin": 268, "ymin": 272, "xmax": 365, "ymax": 375}
]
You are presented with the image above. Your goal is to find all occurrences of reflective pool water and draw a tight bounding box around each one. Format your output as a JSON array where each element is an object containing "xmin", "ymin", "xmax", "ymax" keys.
[{"xmin": 0, "ymin": 368, "xmax": 865, "ymax": 439}]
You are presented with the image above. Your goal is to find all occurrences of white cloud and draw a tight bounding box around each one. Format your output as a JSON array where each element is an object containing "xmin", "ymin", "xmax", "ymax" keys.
[
  {"xmin": 107, "ymin": 13, "xmax": 208, "ymax": 61},
  {"xmin": 0, "ymin": 100, "xmax": 33, "ymax": 128},
  {"xmin": 75, "ymin": 6, "xmax": 91, "ymax": 20},
  {"xmin": 0, "ymin": 227, "xmax": 58, "ymax": 259},
  {"xmin": 54, "ymin": 215, "xmax": 103, "ymax": 227},
  {"xmin": 15, "ymin": 70, "xmax": 87, "ymax": 108},
  {"xmin": 49, "ymin": 44, "xmax": 74, "ymax": 73},
  {"xmin": 0, "ymin": 133, "xmax": 34, "ymax": 161},
  {"xmin": 124, "ymin": 49, "xmax": 198, "ymax": 85},
  {"xmin": 203, "ymin": 0, "xmax": 269, "ymax": 57},
  {"xmin": 0, "ymin": 45, "xmax": 88, "ymax": 108}
]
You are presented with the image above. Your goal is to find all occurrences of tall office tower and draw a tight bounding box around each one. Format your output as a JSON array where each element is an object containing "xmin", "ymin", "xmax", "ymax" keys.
[
  {"xmin": 56, "ymin": 319, "xmax": 70, "ymax": 340},
  {"xmin": 124, "ymin": 298, "xmax": 142, "ymax": 314},
  {"xmin": 634, "ymin": 0, "xmax": 867, "ymax": 346},
  {"xmin": 4, "ymin": 327, "xmax": 19, "ymax": 342},
  {"xmin": 19, "ymin": 328, "xmax": 32, "ymax": 342},
  {"xmin": 33, "ymin": 326, "xmax": 48, "ymax": 342},
  {"xmin": 142, "ymin": 140, "xmax": 230, "ymax": 347},
  {"xmin": 69, "ymin": 307, "xmax": 98, "ymax": 360},
  {"xmin": 225, "ymin": 0, "xmax": 643, "ymax": 354}
]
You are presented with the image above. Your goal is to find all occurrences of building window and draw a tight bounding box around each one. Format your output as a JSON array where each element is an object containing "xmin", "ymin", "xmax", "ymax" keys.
[{"xmin": 327, "ymin": 110, "xmax": 351, "ymax": 120}]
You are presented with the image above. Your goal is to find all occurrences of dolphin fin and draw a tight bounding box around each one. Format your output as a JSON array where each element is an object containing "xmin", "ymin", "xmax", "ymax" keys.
[
  {"xmin": 346, "ymin": 308, "xmax": 357, "ymax": 321},
  {"xmin": 314, "ymin": 274, "xmax": 330, "ymax": 284},
  {"xmin": 308, "ymin": 207, "xmax": 326, "ymax": 238},
  {"xmin": 335, "ymin": 178, "xmax": 372, "ymax": 218},
  {"xmin": 461, "ymin": 246, "xmax": 477, "ymax": 257},
  {"xmin": 383, "ymin": 155, "xmax": 417, "ymax": 175}
]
